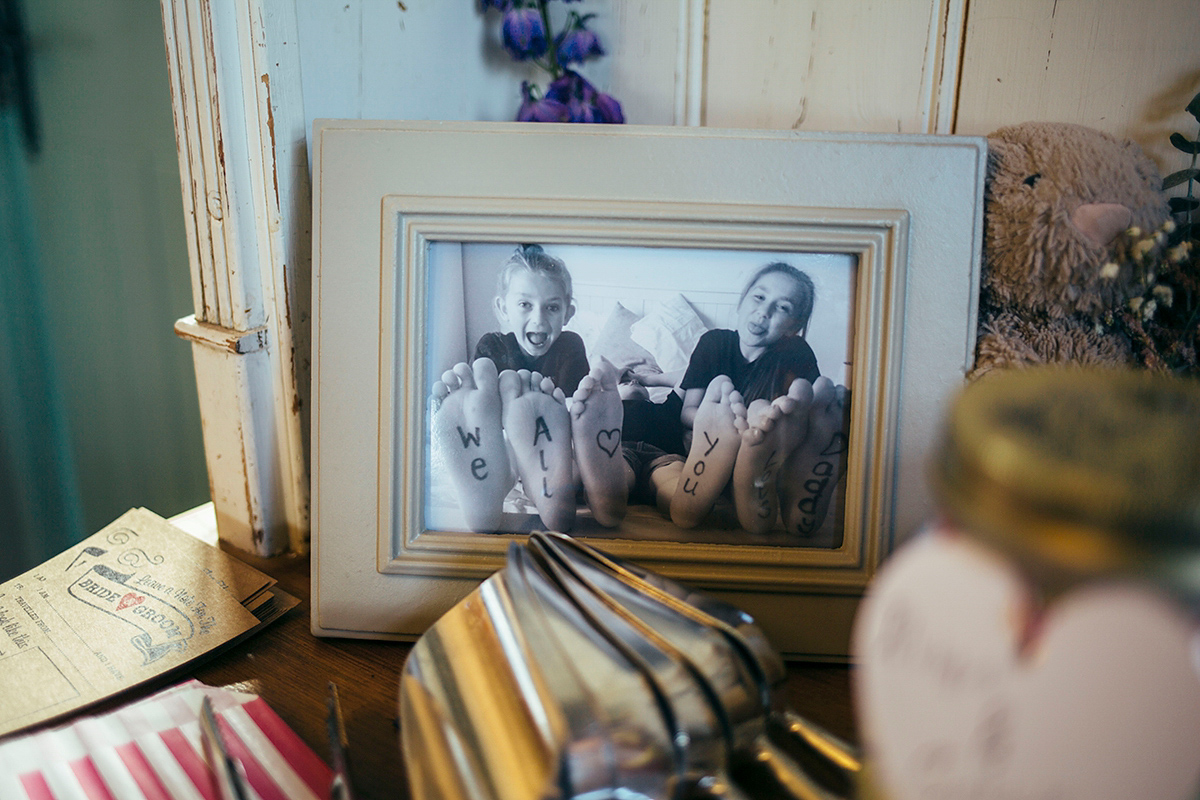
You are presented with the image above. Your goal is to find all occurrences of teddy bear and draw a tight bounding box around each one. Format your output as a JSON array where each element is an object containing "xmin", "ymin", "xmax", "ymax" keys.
[{"xmin": 969, "ymin": 122, "xmax": 1169, "ymax": 379}]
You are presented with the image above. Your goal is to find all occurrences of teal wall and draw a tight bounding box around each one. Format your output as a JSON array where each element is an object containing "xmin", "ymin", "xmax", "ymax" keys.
[{"xmin": 6, "ymin": 0, "xmax": 208, "ymax": 571}]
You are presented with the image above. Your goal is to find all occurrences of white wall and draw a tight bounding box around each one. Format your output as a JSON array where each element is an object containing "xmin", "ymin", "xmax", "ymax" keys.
[
  {"xmin": 159, "ymin": 0, "xmax": 1199, "ymax": 550},
  {"xmin": 428, "ymin": 241, "xmax": 855, "ymax": 387},
  {"xmin": 956, "ymin": 0, "xmax": 1200, "ymax": 171},
  {"xmin": 292, "ymin": 0, "xmax": 1199, "ymax": 175}
]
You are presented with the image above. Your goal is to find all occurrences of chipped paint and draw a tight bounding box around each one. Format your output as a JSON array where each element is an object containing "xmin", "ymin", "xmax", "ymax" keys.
[
  {"xmin": 793, "ymin": 96, "xmax": 807, "ymax": 129},
  {"xmin": 282, "ymin": 262, "xmax": 292, "ymax": 327},
  {"xmin": 1046, "ymin": 0, "xmax": 1058, "ymax": 72},
  {"xmin": 174, "ymin": 315, "xmax": 268, "ymax": 354},
  {"xmin": 260, "ymin": 72, "xmax": 279, "ymax": 210},
  {"xmin": 238, "ymin": 424, "xmax": 261, "ymax": 552}
]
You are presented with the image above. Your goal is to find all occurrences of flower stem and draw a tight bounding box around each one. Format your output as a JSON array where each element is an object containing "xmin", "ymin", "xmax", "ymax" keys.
[
  {"xmin": 1189, "ymin": 122, "xmax": 1198, "ymax": 237},
  {"xmin": 537, "ymin": 0, "xmax": 562, "ymax": 78}
]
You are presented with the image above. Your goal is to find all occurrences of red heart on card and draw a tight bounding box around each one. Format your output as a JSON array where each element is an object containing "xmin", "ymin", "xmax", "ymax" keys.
[{"xmin": 117, "ymin": 592, "xmax": 145, "ymax": 611}]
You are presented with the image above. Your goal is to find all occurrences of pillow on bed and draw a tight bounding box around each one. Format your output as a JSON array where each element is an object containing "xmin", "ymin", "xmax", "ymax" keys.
[
  {"xmin": 590, "ymin": 302, "xmax": 659, "ymax": 373},
  {"xmin": 563, "ymin": 306, "xmax": 605, "ymax": 354},
  {"xmin": 630, "ymin": 293, "xmax": 708, "ymax": 374}
]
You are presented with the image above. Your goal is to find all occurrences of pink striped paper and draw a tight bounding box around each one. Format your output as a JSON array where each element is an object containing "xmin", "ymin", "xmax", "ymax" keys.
[
  {"xmin": 1, "ymin": 680, "xmax": 332, "ymax": 800},
  {"xmin": 115, "ymin": 741, "xmax": 173, "ymax": 800}
]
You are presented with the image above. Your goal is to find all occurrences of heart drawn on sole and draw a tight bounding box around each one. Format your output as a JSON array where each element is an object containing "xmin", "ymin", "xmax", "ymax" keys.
[
  {"xmin": 595, "ymin": 429, "xmax": 620, "ymax": 458},
  {"xmin": 117, "ymin": 592, "xmax": 146, "ymax": 611},
  {"xmin": 852, "ymin": 529, "xmax": 1200, "ymax": 800}
]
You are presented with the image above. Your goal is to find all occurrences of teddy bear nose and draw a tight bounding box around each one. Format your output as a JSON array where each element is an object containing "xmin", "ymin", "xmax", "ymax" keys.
[{"xmin": 1070, "ymin": 202, "xmax": 1132, "ymax": 247}]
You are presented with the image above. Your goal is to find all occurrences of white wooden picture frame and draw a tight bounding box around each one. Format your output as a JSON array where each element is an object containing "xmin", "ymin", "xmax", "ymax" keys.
[{"xmin": 311, "ymin": 121, "xmax": 985, "ymax": 658}]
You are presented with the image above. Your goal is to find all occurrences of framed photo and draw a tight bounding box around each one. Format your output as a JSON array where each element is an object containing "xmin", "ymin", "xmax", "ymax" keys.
[
  {"xmin": 312, "ymin": 121, "xmax": 986, "ymax": 658},
  {"xmin": 422, "ymin": 240, "xmax": 857, "ymax": 547}
]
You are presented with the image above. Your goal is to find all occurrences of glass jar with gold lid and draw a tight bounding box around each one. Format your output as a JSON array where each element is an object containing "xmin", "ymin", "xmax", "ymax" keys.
[
  {"xmin": 931, "ymin": 366, "xmax": 1200, "ymax": 598},
  {"xmin": 851, "ymin": 366, "xmax": 1200, "ymax": 800}
]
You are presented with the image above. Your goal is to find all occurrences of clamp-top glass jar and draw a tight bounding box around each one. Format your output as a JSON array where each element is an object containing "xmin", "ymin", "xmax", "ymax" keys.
[{"xmin": 853, "ymin": 367, "xmax": 1200, "ymax": 800}]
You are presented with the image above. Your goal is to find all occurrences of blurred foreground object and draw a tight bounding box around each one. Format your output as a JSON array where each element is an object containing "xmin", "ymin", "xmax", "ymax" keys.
[
  {"xmin": 854, "ymin": 367, "xmax": 1200, "ymax": 800},
  {"xmin": 399, "ymin": 534, "xmax": 863, "ymax": 799}
]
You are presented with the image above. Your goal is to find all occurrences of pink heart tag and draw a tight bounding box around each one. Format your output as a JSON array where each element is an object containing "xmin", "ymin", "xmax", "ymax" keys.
[{"xmin": 853, "ymin": 529, "xmax": 1200, "ymax": 800}]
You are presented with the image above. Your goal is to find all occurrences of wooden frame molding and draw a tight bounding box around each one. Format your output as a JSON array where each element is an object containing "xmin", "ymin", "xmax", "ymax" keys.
[
  {"xmin": 160, "ymin": 0, "xmax": 310, "ymax": 555},
  {"xmin": 310, "ymin": 121, "xmax": 986, "ymax": 657}
]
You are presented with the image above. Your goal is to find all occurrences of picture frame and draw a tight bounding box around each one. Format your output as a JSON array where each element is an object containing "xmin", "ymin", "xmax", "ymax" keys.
[{"xmin": 311, "ymin": 121, "xmax": 986, "ymax": 658}]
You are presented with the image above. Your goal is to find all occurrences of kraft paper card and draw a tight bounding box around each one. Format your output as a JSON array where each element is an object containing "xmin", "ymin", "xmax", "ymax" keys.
[{"xmin": 0, "ymin": 508, "xmax": 295, "ymax": 738}]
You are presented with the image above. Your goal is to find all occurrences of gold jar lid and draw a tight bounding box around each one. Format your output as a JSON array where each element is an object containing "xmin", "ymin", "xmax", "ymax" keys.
[{"xmin": 932, "ymin": 367, "xmax": 1200, "ymax": 595}]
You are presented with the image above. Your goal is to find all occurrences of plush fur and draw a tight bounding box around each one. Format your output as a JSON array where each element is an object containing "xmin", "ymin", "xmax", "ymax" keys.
[{"xmin": 970, "ymin": 122, "xmax": 1169, "ymax": 379}]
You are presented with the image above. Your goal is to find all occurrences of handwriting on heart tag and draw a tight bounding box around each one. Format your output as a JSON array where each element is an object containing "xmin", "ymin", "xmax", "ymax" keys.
[
  {"xmin": 117, "ymin": 592, "xmax": 146, "ymax": 611},
  {"xmin": 853, "ymin": 529, "xmax": 1200, "ymax": 800},
  {"xmin": 595, "ymin": 429, "xmax": 620, "ymax": 458}
]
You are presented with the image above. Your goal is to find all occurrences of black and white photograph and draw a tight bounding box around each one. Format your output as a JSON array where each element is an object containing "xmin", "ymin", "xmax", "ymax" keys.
[
  {"xmin": 310, "ymin": 121, "xmax": 986, "ymax": 651},
  {"xmin": 423, "ymin": 241, "xmax": 856, "ymax": 547}
]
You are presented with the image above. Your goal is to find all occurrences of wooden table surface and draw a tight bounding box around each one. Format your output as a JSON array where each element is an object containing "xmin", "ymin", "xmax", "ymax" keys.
[{"xmin": 189, "ymin": 554, "xmax": 858, "ymax": 799}]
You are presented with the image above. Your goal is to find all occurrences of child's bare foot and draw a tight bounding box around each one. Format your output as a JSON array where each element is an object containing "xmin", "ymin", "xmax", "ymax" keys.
[
  {"xmin": 780, "ymin": 377, "xmax": 849, "ymax": 541},
  {"xmin": 500, "ymin": 369, "xmax": 576, "ymax": 532},
  {"xmin": 431, "ymin": 358, "xmax": 514, "ymax": 532},
  {"xmin": 732, "ymin": 399, "xmax": 783, "ymax": 533},
  {"xmin": 670, "ymin": 376, "xmax": 746, "ymax": 529},
  {"xmin": 570, "ymin": 357, "xmax": 627, "ymax": 527},
  {"xmin": 773, "ymin": 378, "xmax": 815, "ymax": 457},
  {"xmin": 731, "ymin": 380, "xmax": 814, "ymax": 534}
]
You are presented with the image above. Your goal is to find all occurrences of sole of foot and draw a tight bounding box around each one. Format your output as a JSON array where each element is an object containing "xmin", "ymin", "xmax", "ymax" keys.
[
  {"xmin": 500, "ymin": 368, "xmax": 577, "ymax": 532},
  {"xmin": 779, "ymin": 376, "xmax": 849, "ymax": 540},
  {"xmin": 571, "ymin": 357, "xmax": 628, "ymax": 528},
  {"xmin": 670, "ymin": 375, "xmax": 745, "ymax": 529},
  {"xmin": 430, "ymin": 358, "xmax": 514, "ymax": 532}
]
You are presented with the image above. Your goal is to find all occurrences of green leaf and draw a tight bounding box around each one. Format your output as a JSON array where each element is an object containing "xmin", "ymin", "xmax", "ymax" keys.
[
  {"xmin": 1168, "ymin": 196, "xmax": 1199, "ymax": 213},
  {"xmin": 1163, "ymin": 168, "xmax": 1200, "ymax": 189},
  {"xmin": 1187, "ymin": 91, "xmax": 1200, "ymax": 123},
  {"xmin": 1170, "ymin": 132, "xmax": 1200, "ymax": 154}
]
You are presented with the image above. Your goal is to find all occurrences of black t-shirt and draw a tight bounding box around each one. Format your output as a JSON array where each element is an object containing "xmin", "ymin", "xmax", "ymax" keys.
[
  {"xmin": 472, "ymin": 330, "xmax": 589, "ymax": 396},
  {"xmin": 680, "ymin": 329, "xmax": 820, "ymax": 404}
]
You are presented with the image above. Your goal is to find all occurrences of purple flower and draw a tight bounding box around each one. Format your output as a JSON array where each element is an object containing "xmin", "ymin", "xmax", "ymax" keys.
[
  {"xmin": 566, "ymin": 97, "xmax": 598, "ymax": 123},
  {"xmin": 543, "ymin": 70, "xmax": 623, "ymax": 124},
  {"xmin": 545, "ymin": 70, "xmax": 588, "ymax": 104},
  {"xmin": 479, "ymin": 0, "xmax": 513, "ymax": 10},
  {"xmin": 555, "ymin": 24, "xmax": 604, "ymax": 65},
  {"xmin": 547, "ymin": 70, "xmax": 578, "ymax": 105},
  {"xmin": 516, "ymin": 81, "xmax": 569, "ymax": 122},
  {"xmin": 502, "ymin": 8, "xmax": 547, "ymax": 61},
  {"xmin": 593, "ymin": 91, "xmax": 624, "ymax": 123}
]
